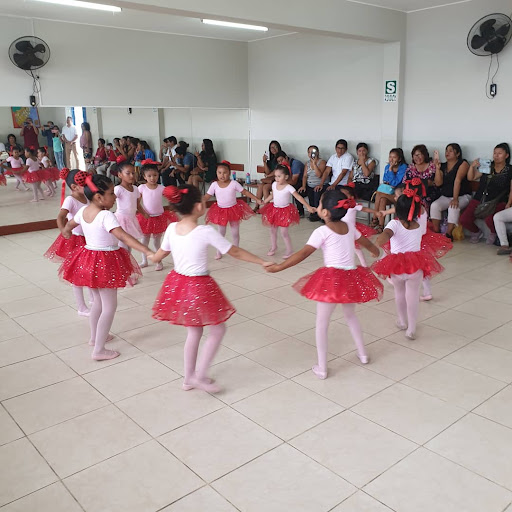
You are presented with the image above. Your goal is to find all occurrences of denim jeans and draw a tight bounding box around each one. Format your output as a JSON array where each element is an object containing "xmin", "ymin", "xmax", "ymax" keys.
[{"xmin": 55, "ymin": 151, "xmax": 64, "ymax": 170}]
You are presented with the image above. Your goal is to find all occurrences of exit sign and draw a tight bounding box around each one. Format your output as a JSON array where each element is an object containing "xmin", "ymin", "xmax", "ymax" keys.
[{"xmin": 384, "ymin": 80, "xmax": 397, "ymax": 102}]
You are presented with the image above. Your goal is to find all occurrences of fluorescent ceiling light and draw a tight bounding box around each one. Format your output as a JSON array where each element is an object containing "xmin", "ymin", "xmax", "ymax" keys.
[
  {"xmin": 31, "ymin": 0, "xmax": 121, "ymax": 12},
  {"xmin": 201, "ymin": 19, "xmax": 268, "ymax": 31}
]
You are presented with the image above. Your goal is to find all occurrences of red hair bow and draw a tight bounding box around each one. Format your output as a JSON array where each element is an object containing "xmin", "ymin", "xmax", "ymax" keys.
[
  {"xmin": 85, "ymin": 175, "xmax": 98, "ymax": 193},
  {"xmin": 59, "ymin": 168, "xmax": 70, "ymax": 181},
  {"xmin": 163, "ymin": 186, "xmax": 189, "ymax": 204},
  {"xmin": 405, "ymin": 178, "xmax": 426, "ymax": 198},
  {"xmin": 116, "ymin": 155, "xmax": 127, "ymax": 164},
  {"xmin": 279, "ymin": 161, "xmax": 291, "ymax": 171},
  {"xmin": 141, "ymin": 159, "xmax": 160, "ymax": 166},
  {"xmin": 221, "ymin": 160, "xmax": 231, "ymax": 166},
  {"xmin": 334, "ymin": 198, "xmax": 357, "ymax": 209},
  {"xmin": 74, "ymin": 171, "xmax": 89, "ymax": 187},
  {"xmin": 403, "ymin": 188, "xmax": 420, "ymax": 221}
]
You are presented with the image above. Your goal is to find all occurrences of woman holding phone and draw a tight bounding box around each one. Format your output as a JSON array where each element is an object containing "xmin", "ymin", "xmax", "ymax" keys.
[{"xmin": 298, "ymin": 145, "xmax": 326, "ymax": 222}]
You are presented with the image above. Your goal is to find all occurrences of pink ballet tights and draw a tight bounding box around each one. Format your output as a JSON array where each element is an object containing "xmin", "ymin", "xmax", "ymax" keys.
[
  {"xmin": 72, "ymin": 285, "xmax": 89, "ymax": 314},
  {"xmin": 216, "ymin": 222, "xmax": 240, "ymax": 258},
  {"xmin": 183, "ymin": 323, "xmax": 226, "ymax": 391},
  {"xmin": 389, "ymin": 270, "xmax": 423, "ymax": 338},
  {"xmin": 141, "ymin": 234, "xmax": 162, "ymax": 265},
  {"xmin": 355, "ymin": 248, "xmax": 367, "ymax": 267},
  {"xmin": 89, "ymin": 288, "xmax": 118, "ymax": 358},
  {"xmin": 315, "ymin": 302, "xmax": 367, "ymax": 377},
  {"xmin": 270, "ymin": 225, "xmax": 293, "ymax": 257}
]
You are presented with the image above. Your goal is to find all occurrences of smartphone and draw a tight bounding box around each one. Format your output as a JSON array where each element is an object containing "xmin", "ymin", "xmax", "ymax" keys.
[
  {"xmin": 264, "ymin": 150, "xmax": 270, "ymax": 159},
  {"xmin": 479, "ymin": 158, "xmax": 492, "ymax": 174},
  {"xmin": 310, "ymin": 150, "xmax": 317, "ymax": 159},
  {"xmin": 23, "ymin": 122, "xmax": 28, "ymax": 127}
]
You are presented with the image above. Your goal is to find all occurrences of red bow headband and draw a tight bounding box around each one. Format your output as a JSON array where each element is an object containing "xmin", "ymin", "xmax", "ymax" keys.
[
  {"xmin": 334, "ymin": 198, "xmax": 357, "ymax": 209},
  {"xmin": 402, "ymin": 188, "xmax": 420, "ymax": 221},
  {"xmin": 141, "ymin": 159, "xmax": 160, "ymax": 166},
  {"xmin": 279, "ymin": 161, "xmax": 291, "ymax": 172},
  {"xmin": 163, "ymin": 185, "xmax": 189, "ymax": 204},
  {"xmin": 405, "ymin": 178, "xmax": 426, "ymax": 198}
]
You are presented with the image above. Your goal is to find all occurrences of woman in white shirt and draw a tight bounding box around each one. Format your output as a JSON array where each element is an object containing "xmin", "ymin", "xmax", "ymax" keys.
[{"xmin": 317, "ymin": 139, "xmax": 354, "ymax": 191}]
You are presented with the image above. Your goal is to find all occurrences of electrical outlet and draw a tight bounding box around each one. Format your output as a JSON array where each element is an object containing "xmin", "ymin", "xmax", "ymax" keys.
[{"xmin": 490, "ymin": 83, "xmax": 497, "ymax": 97}]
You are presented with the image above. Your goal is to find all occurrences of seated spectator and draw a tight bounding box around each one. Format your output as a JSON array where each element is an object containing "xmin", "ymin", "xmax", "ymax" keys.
[
  {"xmin": 430, "ymin": 143, "xmax": 471, "ymax": 240},
  {"xmin": 461, "ymin": 142, "xmax": 511, "ymax": 244},
  {"xmin": 254, "ymin": 140, "xmax": 282, "ymax": 212},
  {"xmin": 140, "ymin": 140, "xmax": 155, "ymax": 160},
  {"xmin": 171, "ymin": 143, "xmax": 196, "ymax": 185},
  {"xmin": 160, "ymin": 136, "xmax": 178, "ymax": 186},
  {"xmin": 6, "ymin": 134, "xmax": 23, "ymax": 155},
  {"xmin": 318, "ymin": 139, "xmax": 354, "ymax": 191},
  {"xmin": 371, "ymin": 148, "xmax": 407, "ymax": 230},
  {"xmin": 276, "ymin": 151, "xmax": 305, "ymax": 216},
  {"xmin": 299, "ymin": 145, "xmax": 326, "ymax": 222},
  {"xmin": 403, "ymin": 144, "xmax": 438, "ymax": 207},
  {"xmin": 94, "ymin": 138, "xmax": 108, "ymax": 175},
  {"xmin": 348, "ymin": 142, "xmax": 378, "ymax": 200},
  {"xmin": 188, "ymin": 139, "xmax": 217, "ymax": 188}
]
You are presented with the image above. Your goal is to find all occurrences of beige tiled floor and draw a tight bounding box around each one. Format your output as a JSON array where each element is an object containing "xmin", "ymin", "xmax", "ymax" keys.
[{"xmin": 1, "ymin": 218, "xmax": 512, "ymax": 511}]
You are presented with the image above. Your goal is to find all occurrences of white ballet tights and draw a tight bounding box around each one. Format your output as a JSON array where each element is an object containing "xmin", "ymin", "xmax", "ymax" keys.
[
  {"xmin": 141, "ymin": 234, "xmax": 162, "ymax": 265},
  {"xmin": 15, "ymin": 175, "xmax": 27, "ymax": 190},
  {"xmin": 183, "ymin": 323, "xmax": 226, "ymax": 384},
  {"xmin": 216, "ymin": 222, "xmax": 240, "ymax": 258},
  {"xmin": 72, "ymin": 285, "xmax": 89, "ymax": 313},
  {"xmin": 89, "ymin": 288, "xmax": 117, "ymax": 356},
  {"xmin": 31, "ymin": 182, "xmax": 44, "ymax": 201},
  {"xmin": 389, "ymin": 270, "xmax": 423, "ymax": 338},
  {"xmin": 422, "ymin": 278, "xmax": 432, "ymax": 297},
  {"xmin": 270, "ymin": 225, "xmax": 293, "ymax": 256},
  {"xmin": 315, "ymin": 302, "xmax": 366, "ymax": 374},
  {"xmin": 355, "ymin": 248, "xmax": 367, "ymax": 267}
]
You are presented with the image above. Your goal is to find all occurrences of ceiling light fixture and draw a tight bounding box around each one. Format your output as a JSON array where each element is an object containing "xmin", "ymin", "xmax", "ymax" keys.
[
  {"xmin": 31, "ymin": 0, "xmax": 121, "ymax": 12},
  {"xmin": 201, "ymin": 19, "xmax": 268, "ymax": 31}
]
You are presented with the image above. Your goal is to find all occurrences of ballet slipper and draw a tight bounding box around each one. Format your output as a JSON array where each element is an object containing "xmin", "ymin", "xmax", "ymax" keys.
[
  {"xmin": 215, "ymin": 252, "xmax": 222, "ymax": 260},
  {"xmin": 139, "ymin": 261, "xmax": 148, "ymax": 268},
  {"xmin": 88, "ymin": 334, "xmax": 115, "ymax": 346},
  {"xmin": 420, "ymin": 295, "xmax": 433, "ymax": 301},
  {"xmin": 182, "ymin": 377, "xmax": 215, "ymax": 391},
  {"xmin": 267, "ymin": 248, "xmax": 276, "ymax": 256},
  {"xmin": 405, "ymin": 331, "xmax": 416, "ymax": 340},
  {"xmin": 358, "ymin": 354, "xmax": 369, "ymax": 364},
  {"xmin": 283, "ymin": 253, "xmax": 292, "ymax": 259},
  {"xmin": 155, "ymin": 262, "xmax": 163, "ymax": 271},
  {"xmin": 312, "ymin": 365, "xmax": 327, "ymax": 380},
  {"xmin": 183, "ymin": 376, "xmax": 221, "ymax": 393},
  {"xmin": 77, "ymin": 308, "xmax": 90, "ymax": 317},
  {"xmin": 92, "ymin": 349, "xmax": 120, "ymax": 361},
  {"xmin": 395, "ymin": 320, "xmax": 407, "ymax": 331}
]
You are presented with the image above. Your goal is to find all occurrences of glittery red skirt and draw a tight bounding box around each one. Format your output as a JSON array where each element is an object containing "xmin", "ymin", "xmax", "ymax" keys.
[
  {"xmin": 293, "ymin": 266, "xmax": 383, "ymax": 304},
  {"xmin": 23, "ymin": 171, "xmax": 43, "ymax": 183},
  {"xmin": 59, "ymin": 246, "xmax": 142, "ymax": 288},
  {"xmin": 371, "ymin": 251, "xmax": 444, "ymax": 279},
  {"xmin": 137, "ymin": 211, "xmax": 178, "ymax": 235},
  {"xmin": 355, "ymin": 222, "xmax": 377, "ymax": 249},
  {"xmin": 206, "ymin": 200, "xmax": 255, "ymax": 226},
  {"xmin": 0, "ymin": 174, "xmax": 6, "ymax": 186},
  {"xmin": 152, "ymin": 270, "xmax": 236, "ymax": 327},
  {"xmin": 41, "ymin": 167, "xmax": 60, "ymax": 182},
  {"xmin": 261, "ymin": 203, "xmax": 300, "ymax": 227},
  {"xmin": 421, "ymin": 229, "xmax": 453, "ymax": 259},
  {"xmin": 44, "ymin": 233, "xmax": 86, "ymax": 262}
]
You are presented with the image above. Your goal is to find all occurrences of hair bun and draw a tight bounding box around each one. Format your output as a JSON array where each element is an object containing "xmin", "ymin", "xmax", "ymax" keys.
[
  {"xmin": 59, "ymin": 168, "xmax": 70, "ymax": 180},
  {"xmin": 74, "ymin": 171, "xmax": 89, "ymax": 187},
  {"xmin": 163, "ymin": 185, "xmax": 187, "ymax": 203}
]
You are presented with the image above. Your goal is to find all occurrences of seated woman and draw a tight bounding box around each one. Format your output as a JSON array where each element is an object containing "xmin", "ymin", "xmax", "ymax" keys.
[
  {"xmin": 254, "ymin": 140, "xmax": 281, "ymax": 212},
  {"xmin": 298, "ymin": 145, "xmax": 326, "ymax": 222},
  {"xmin": 371, "ymin": 148, "xmax": 407, "ymax": 230},
  {"xmin": 172, "ymin": 143, "xmax": 196, "ymax": 185},
  {"xmin": 188, "ymin": 139, "xmax": 217, "ymax": 188},
  {"xmin": 140, "ymin": 140, "xmax": 155, "ymax": 160},
  {"xmin": 348, "ymin": 142, "xmax": 378, "ymax": 200},
  {"xmin": 94, "ymin": 138, "xmax": 108, "ymax": 175},
  {"xmin": 461, "ymin": 142, "xmax": 511, "ymax": 244},
  {"xmin": 403, "ymin": 144, "xmax": 438, "ymax": 209},
  {"xmin": 430, "ymin": 143, "xmax": 471, "ymax": 240}
]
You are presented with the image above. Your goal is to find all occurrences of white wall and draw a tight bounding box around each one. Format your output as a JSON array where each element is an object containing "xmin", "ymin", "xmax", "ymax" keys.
[
  {"xmin": 249, "ymin": 33, "xmax": 385, "ymax": 172},
  {"xmin": 0, "ymin": 16, "xmax": 248, "ymax": 108},
  {"xmin": 402, "ymin": 0, "xmax": 512, "ymax": 161}
]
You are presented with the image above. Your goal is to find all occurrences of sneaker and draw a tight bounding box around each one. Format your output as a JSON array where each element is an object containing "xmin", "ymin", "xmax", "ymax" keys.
[
  {"xmin": 497, "ymin": 246, "xmax": 512, "ymax": 255},
  {"xmin": 470, "ymin": 231, "xmax": 483, "ymax": 244},
  {"xmin": 486, "ymin": 233, "xmax": 497, "ymax": 245}
]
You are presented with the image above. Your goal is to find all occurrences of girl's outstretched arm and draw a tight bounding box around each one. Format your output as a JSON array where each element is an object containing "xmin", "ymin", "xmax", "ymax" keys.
[
  {"xmin": 291, "ymin": 190, "xmax": 316, "ymax": 213},
  {"xmin": 241, "ymin": 189, "xmax": 263, "ymax": 205},
  {"xmin": 62, "ymin": 219, "xmax": 79, "ymax": 238},
  {"xmin": 228, "ymin": 245, "xmax": 268, "ymax": 266},
  {"xmin": 355, "ymin": 235, "xmax": 380, "ymax": 258},
  {"xmin": 150, "ymin": 248, "xmax": 171, "ymax": 264},
  {"xmin": 376, "ymin": 228, "xmax": 393, "ymax": 247},
  {"xmin": 111, "ymin": 227, "xmax": 153, "ymax": 256},
  {"xmin": 266, "ymin": 245, "xmax": 316, "ymax": 273}
]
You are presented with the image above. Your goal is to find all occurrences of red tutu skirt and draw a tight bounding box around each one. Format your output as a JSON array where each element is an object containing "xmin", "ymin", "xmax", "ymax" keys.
[
  {"xmin": 261, "ymin": 203, "xmax": 300, "ymax": 227},
  {"xmin": 355, "ymin": 222, "xmax": 377, "ymax": 249},
  {"xmin": 44, "ymin": 233, "xmax": 86, "ymax": 262},
  {"xmin": 206, "ymin": 200, "xmax": 255, "ymax": 226},
  {"xmin": 59, "ymin": 246, "xmax": 142, "ymax": 288},
  {"xmin": 421, "ymin": 229, "xmax": 453, "ymax": 259},
  {"xmin": 41, "ymin": 167, "xmax": 59, "ymax": 182},
  {"xmin": 23, "ymin": 171, "xmax": 43, "ymax": 183},
  {"xmin": 0, "ymin": 174, "xmax": 6, "ymax": 186},
  {"xmin": 137, "ymin": 211, "xmax": 178, "ymax": 235},
  {"xmin": 152, "ymin": 270, "xmax": 235, "ymax": 327},
  {"xmin": 371, "ymin": 251, "xmax": 444, "ymax": 279},
  {"xmin": 293, "ymin": 266, "xmax": 383, "ymax": 304}
]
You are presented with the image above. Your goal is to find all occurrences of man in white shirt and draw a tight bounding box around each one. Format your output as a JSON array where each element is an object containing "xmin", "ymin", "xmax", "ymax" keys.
[
  {"xmin": 61, "ymin": 116, "xmax": 79, "ymax": 168},
  {"xmin": 317, "ymin": 139, "xmax": 354, "ymax": 191}
]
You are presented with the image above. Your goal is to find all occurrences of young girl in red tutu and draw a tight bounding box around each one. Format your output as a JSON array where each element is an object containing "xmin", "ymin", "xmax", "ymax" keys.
[
  {"xmin": 22, "ymin": 147, "xmax": 45, "ymax": 202},
  {"xmin": 261, "ymin": 163, "xmax": 316, "ymax": 258},
  {"xmin": 0, "ymin": 170, "xmax": 5, "ymax": 187},
  {"xmin": 204, "ymin": 160, "xmax": 262, "ymax": 259},
  {"xmin": 60, "ymin": 174, "xmax": 153, "ymax": 361},
  {"xmin": 136, "ymin": 160, "xmax": 178, "ymax": 271},
  {"xmin": 44, "ymin": 168, "xmax": 90, "ymax": 315},
  {"xmin": 266, "ymin": 189, "xmax": 382, "ymax": 379},
  {"xmin": 151, "ymin": 184, "xmax": 269, "ymax": 392},
  {"xmin": 37, "ymin": 146, "xmax": 58, "ymax": 197},
  {"xmin": 372, "ymin": 185, "xmax": 444, "ymax": 340},
  {"xmin": 0, "ymin": 148, "xmax": 29, "ymax": 191}
]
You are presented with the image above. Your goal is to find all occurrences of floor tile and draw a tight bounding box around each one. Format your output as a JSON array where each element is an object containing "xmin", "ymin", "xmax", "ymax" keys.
[
  {"xmin": 444, "ymin": 341, "xmax": 512, "ymax": 382},
  {"xmin": 220, "ymin": 319, "xmax": 288, "ymax": 353},
  {"xmin": 1, "ymin": 481, "xmax": 83, "ymax": 512},
  {"xmin": 0, "ymin": 438, "xmax": 57, "ymax": 507},
  {"xmin": 109, "ymin": 305, "xmax": 158, "ymax": 334},
  {"xmin": 422, "ymin": 310, "xmax": 500, "ymax": 340},
  {"xmin": 33, "ymin": 322, "xmax": 91, "ymax": 352},
  {"xmin": 256, "ymin": 306, "xmax": 317, "ymax": 336},
  {"xmin": 352, "ymin": 383, "xmax": 465, "ymax": 444},
  {"xmin": 14, "ymin": 306, "xmax": 80, "ymax": 334},
  {"xmin": 454, "ymin": 297, "xmax": 512, "ymax": 324},
  {"xmin": 0, "ymin": 335, "xmax": 49, "ymax": 367},
  {"xmin": 119, "ymin": 321, "xmax": 186, "ymax": 353},
  {"xmin": 229, "ymin": 295, "xmax": 288, "ymax": 320},
  {"xmin": 478, "ymin": 322, "xmax": 512, "ymax": 352},
  {"xmin": 427, "ymin": 413, "xmax": 512, "ymax": 490},
  {"xmin": 3, "ymin": 377, "xmax": 109, "ymax": 434},
  {"xmin": 233, "ymin": 380, "xmax": 343, "ymax": 440},
  {"xmin": 291, "ymin": 411, "xmax": 416, "ymax": 487},
  {"xmin": 162, "ymin": 486, "xmax": 238, "ymax": 512},
  {"xmin": 231, "ymin": 274, "xmax": 289, "ymax": 293},
  {"xmin": 0, "ymin": 284, "xmax": 47, "ymax": 305},
  {"xmin": 84, "ymin": 355, "xmax": 180, "ymax": 402},
  {"xmin": 474, "ymin": 385, "xmax": 512, "ymax": 428},
  {"xmin": 293, "ymin": 358, "xmax": 394, "ymax": 408},
  {"xmin": 0, "ymin": 354, "xmax": 76, "ymax": 401},
  {"xmin": 260, "ymin": 284, "xmax": 308, "ymax": 306},
  {"xmin": 213, "ymin": 444, "xmax": 355, "ymax": 512},
  {"xmin": 341, "ymin": 308, "xmax": 401, "ymax": 338},
  {"xmin": 159, "ymin": 408, "xmax": 281, "ymax": 482},
  {"xmin": 0, "ymin": 319, "xmax": 28, "ymax": 343},
  {"xmin": 331, "ymin": 491, "xmax": 394, "ymax": 511},
  {"xmin": 402, "ymin": 360, "xmax": 506, "ymax": 410},
  {"xmin": 371, "ymin": 299, "xmax": 445, "ymax": 322},
  {"xmin": 344, "ymin": 339, "xmax": 436, "ymax": 381},
  {"xmin": 117, "ymin": 380, "xmax": 224, "ymax": 437},
  {"xmin": 0, "ymin": 406, "xmax": 24, "ymax": 446},
  {"xmin": 1, "ymin": 295, "xmax": 65, "ymax": 319},
  {"xmin": 65, "ymin": 441, "xmax": 203, "ymax": 512}
]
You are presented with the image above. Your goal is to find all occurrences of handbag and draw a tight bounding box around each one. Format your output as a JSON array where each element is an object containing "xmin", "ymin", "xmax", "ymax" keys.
[
  {"xmin": 474, "ymin": 175, "xmax": 507, "ymax": 219},
  {"xmin": 376, "ymin": 183, "xmax": 395, "ymax": 195}
]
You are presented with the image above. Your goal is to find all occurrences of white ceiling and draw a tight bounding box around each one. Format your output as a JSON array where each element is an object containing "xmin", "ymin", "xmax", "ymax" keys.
[
  {"xmin": 0, "ymin": 0, "xmax": 295, "ymax": 42},
  {"xmin": 348, "ymin": 0, "xmax": 473, "ymax": 13}
]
